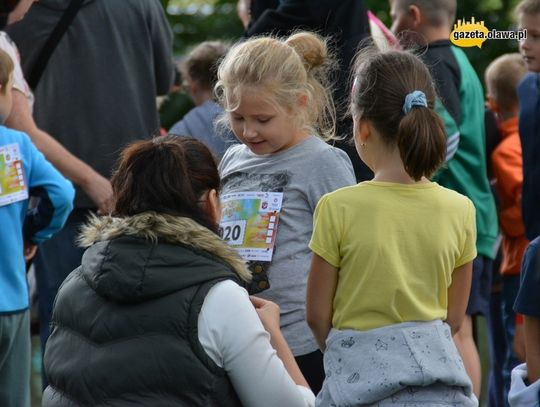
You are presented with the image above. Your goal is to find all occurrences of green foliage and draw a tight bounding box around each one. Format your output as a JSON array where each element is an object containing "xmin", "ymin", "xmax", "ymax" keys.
[
  {"xmin": 159, "ymin": 0, "xmax": 525, "ymax": 126},
  {"xmin": 159, "ymin": 0, "xmax": 241, "ymax": 128}
]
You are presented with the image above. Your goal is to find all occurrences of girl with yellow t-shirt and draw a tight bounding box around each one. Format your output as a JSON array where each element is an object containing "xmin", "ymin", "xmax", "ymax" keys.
[{"xmin": 307, "ymin": 49, "xmax": 479, "ymax": 406}]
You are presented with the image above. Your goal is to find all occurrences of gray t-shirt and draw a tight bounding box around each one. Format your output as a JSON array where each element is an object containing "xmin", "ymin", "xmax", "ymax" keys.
[{"xmin": 219, "ymin": 135, "xmax": 355, "ymax": 355}]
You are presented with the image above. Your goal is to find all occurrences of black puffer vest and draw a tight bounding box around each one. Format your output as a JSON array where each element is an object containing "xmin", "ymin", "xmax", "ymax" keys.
[{"xmin": 42, "ymin": 213, "xmax": 251, "ymax": 406}]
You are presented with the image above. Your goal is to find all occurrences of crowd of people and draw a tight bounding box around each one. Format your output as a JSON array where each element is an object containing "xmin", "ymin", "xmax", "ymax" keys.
[{"xmin": 0, "ymin": 0, "xmax": 539, "ymax": 406}]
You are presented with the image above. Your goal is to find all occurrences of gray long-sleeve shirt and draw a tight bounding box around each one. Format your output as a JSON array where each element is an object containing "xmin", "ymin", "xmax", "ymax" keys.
[{"xmin": 7, "ymin": 0, "xmax": 174, "ymax": 207}]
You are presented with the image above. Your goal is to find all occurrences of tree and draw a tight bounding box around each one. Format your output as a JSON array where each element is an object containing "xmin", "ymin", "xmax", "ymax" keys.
[{"xmin": 159, "ymin": 0, "xmax": 524, "ymax": 126}]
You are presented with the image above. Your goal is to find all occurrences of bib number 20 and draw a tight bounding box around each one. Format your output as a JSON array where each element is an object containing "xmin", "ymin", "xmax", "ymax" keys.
[{"xmin": 219, "ymin": 220, "xmax": 246, "ymax": 246}]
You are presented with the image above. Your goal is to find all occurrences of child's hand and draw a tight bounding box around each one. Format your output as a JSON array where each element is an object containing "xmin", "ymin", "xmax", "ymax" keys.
[
  {"xmin": 24, "ymin": 241, "xmax": 38, "ymax": 262},
  {"xmin": 250, "ymin": 295, "xmax": 280, "ymax": 334}
]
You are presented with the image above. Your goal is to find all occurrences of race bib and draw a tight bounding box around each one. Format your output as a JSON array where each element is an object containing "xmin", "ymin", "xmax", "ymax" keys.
[
  {"xmin": 219, "ymin": 191, "xmax": 283, "ymax": 262},
  {"xmin": 0, "ymin": 143, "xmax": 28, "ymax": 207}
]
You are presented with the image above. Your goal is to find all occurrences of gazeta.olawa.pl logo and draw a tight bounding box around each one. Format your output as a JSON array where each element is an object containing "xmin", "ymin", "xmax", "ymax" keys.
[{"xmin": 450, "ymin": 17, "xmax": 527, "ymax": 48}]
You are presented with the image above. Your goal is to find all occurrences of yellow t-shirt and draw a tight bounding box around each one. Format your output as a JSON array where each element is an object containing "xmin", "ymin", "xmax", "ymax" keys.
[{"xmin": 309, "ymin": 181, "xmax": 477, "ymax": 331}]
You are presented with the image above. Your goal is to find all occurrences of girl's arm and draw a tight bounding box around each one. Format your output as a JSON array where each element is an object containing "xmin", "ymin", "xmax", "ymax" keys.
[
  {"xmin": 446, "ymin": 261, "xmax": 474, "ymax": 335},
  {"xmin": 306, "ymin": 254, "xmax": 338, "ymax": 352}
]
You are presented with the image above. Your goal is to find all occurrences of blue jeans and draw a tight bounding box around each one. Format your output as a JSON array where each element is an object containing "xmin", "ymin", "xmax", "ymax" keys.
[
  {"xmin": 501, "ymin": 274, "xmax": 521, "ymax": 406},
  {"xmin": 486, "ymin": 288, "xmax": 506, "ymax": 407},
  {"xmin": 34, "ymin": 209, "xmax": 91, "ymax": 387}
]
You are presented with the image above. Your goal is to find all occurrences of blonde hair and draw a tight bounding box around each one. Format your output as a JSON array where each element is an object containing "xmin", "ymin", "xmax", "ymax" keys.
[
  {"xmin": 0, "ymin": 48, "xmax": 14, "ymax": 92},
  {"xmin": 216, "ymin": 31, "xmax": 337, "ymax": 141},
  {"xmin": 485, "ymin": 53, "xmax": 528, "ymax": 113}
]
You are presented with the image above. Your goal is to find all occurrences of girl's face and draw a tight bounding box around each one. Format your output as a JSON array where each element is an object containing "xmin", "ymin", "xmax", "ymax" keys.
[{"xmin": 229, "ymin": 88, "xmax": 308, "ymax": 155}]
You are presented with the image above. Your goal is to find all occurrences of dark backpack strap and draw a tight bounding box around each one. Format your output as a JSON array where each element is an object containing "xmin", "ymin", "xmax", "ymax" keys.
[{"xmin": 27, "ymin": 0, "xmax": 85, "ymax": 90}]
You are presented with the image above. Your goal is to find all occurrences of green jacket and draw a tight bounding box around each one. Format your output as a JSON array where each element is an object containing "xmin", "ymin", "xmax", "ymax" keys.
[
  {"xmin": 425, "ymin": 41, "xmax": 498, "ymax": 259},
  {"xmin": 42, "ymin": 213, "xmax": 251, "ymax": 406}
]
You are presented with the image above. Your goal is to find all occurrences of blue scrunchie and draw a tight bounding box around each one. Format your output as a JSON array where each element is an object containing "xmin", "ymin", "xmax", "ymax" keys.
[{"xmin": 402, "ymin": 90, "xmax": 427, "ymax": 114}]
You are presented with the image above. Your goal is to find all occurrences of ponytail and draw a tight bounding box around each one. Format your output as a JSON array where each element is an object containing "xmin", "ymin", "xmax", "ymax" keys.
[
  {"xmin": 397, "ymin": 107, "xmax": 446, "ymax": 181},
  {"xmin": 351, "ymin": 49, "xmax": 447, "ymax": 180}
]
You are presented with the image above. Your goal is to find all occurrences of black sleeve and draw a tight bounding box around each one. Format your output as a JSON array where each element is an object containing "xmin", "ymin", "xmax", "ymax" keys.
[
  {"xmin": 246, "ymin": 0, "xmax": 319, "ymax": 37},
  {"xmin": 424, "ymin": 49, "xmax": 462, "ymax": 126}
]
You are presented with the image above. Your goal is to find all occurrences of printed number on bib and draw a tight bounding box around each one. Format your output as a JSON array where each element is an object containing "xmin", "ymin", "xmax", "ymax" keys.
[
  {"xmin": 0, "ymin": 143, "xmax": 28, "ymax": 207},
  {"xmin": 219, "ymin": 191, "xmax": 283, "ymax": 262},
  {"xmin": 220, "ymin": 220, "xmax": 246, "ymax": 245}
]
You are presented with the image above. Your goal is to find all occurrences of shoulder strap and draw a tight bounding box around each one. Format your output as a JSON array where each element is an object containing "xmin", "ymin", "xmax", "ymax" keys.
[{"xmin": 27, "ymin": 0, "xmax": 85, "ymax": 90}]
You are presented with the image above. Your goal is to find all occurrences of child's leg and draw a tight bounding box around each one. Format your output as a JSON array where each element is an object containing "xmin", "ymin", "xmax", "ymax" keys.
[
  {"xmin": 486, "ymin": 286, "xmax": 507, "ymax": 407},
  {"xmin": 0, "ymin": 310, "xmax": 31, "ymax": 407},
  {"xmin": 454, "ymin": 256, "xmax": 493, "ymax": 398},
  {"xmin": 501, "ymin": 274, "xmax": 522, "ymax": 404},
  {"xmin": 454, "ymin": 314, "xmax": 482, "ymax": 397}
]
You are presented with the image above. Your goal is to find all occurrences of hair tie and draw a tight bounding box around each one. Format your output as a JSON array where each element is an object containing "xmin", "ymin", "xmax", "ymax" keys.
[{"xmin": 402, "ymin": 90, "xmax": 427, "ymax": 114}]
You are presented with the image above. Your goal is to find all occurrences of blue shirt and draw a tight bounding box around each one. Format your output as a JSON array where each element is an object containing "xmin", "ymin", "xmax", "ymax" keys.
[
  {"xmin": 514, "ymin": 236, "xmax": 540, "ymax": 319},
  {"xmin": 0, "ymin": 126, "xmax": 74, "ymax": 313},
  {"xmin": 169, "ymin": 100, "xmax": 236, "ymax": 160},
  {"xmin": 518, "ymin": 73, "xmax": 540, "ymax": 241}
]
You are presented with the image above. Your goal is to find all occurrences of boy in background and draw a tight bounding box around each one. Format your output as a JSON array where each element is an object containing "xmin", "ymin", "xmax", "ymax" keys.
[
  {"xmin": 516, "ymin": 0, "xmax": 540, "ymax": 242},
  {"xmin": 508, "ymin": 1, "xmax": 540, "ymax": 405},
  {"xmin": 486, "ymin": 52, "xmax": 529, "ymax": 404},
  {"xmin": 169, "ymin": 40, "xmax": 235, "ymax": 160},
  {"xmin": 389, "ymin": 0, "xmax": 499, "ymax": 398},
  {"xmin": 0, "ymin": 48, "xmax": 73, "ymax": 407}
]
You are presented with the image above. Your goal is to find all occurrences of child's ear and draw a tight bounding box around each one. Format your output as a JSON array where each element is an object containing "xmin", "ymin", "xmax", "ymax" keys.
[
  {"xmin": 486, "ymin": 96, "xmax": 499, "ymax": 113},
  {"xmin": 356, "ymin": 118, "xmax": 371, "ymax": 144},
  {"xmin": 297, "ymin": 92, "xmax": 308, "ymax": 108},
  {"xmin": 207, "ymin": 189, "xmax": 221, "ymax": 225},
  {"xmin": 408, "ymin": 5, "xmax": 423, "ymax": 28}
]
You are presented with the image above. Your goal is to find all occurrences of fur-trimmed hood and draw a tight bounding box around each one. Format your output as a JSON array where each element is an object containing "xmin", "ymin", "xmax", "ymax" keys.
[{"xmin": 74, "ymin": 212, "xmax": 251, "ymax": 304}]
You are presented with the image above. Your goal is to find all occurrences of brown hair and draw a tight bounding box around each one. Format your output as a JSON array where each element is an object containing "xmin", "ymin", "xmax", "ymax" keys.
[
  {"xmin": 181, "ymin": 40, "xmax": 230, "ymax": 91},
  {"xmin": 351, "ymin": 49, "xmax": 446, "ymax": 181},
  {"xmin": 516, "ymin": 0, "xmax": 540, "ymax": 16},
  {"xmin": 394, "ymin": 0, "xmax": 456, "ymax": 28},
  {"xmin": 485, "ymin": 53, "xmax": 528, "ymax": 113},
  {"xmin": 0, "ymin": 48, "xmax": 14, "ymax": 91},
  {"xmin": 111, "ymin": 136, "xmax": 220, "ymax": 232},
  {"xmin": 216, "ymin": 31, "xmax": 337, "ymax": 141}
]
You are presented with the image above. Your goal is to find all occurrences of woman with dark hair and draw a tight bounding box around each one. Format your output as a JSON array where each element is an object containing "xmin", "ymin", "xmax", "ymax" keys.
[{"xmin": 42, "ymin": 136, "xmax": 315, "ymax": 407}]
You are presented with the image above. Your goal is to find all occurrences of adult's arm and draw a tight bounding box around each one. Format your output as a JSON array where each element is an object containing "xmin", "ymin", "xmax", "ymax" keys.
[
  {"xmin": 306, "ymin": 253, "xmax": 338, "ymax": 351},
  {"xmin": 250, "ymin": 296, "xmax": 309, "ymax": 388},
  {"xmin": 198, "ymin": 280, "xmax": 315, "ymax": 407},
  {"xmin": 6, "ymin": 89, "xmax": 113, "ymax": 212}
]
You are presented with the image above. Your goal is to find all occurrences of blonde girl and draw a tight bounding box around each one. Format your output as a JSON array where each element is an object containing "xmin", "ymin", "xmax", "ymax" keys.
[
  {"xmin": 216, "ymin": 32, "xmax": 356, "ymax": 393},
  {"xmin": 307, "ymin": 49, "xmax": 479, "ymax": 405}
]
